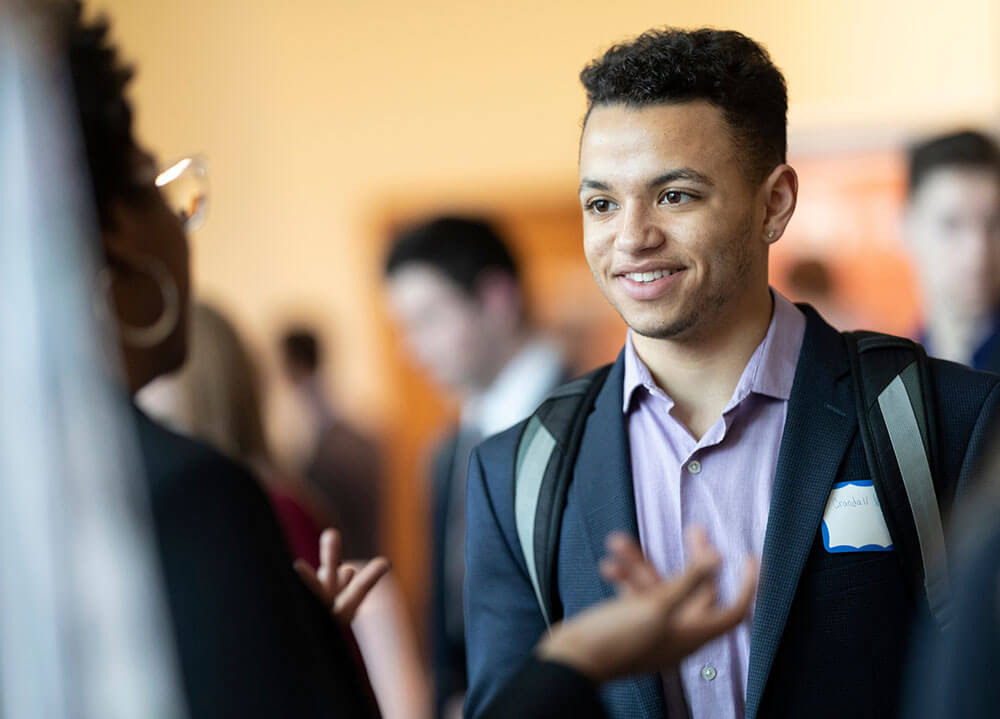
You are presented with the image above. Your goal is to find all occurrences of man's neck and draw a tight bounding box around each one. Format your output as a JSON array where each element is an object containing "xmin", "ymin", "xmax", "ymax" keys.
[{"xmin": 631, "ymin": 288, "xmax": 774, "ymax": 440}]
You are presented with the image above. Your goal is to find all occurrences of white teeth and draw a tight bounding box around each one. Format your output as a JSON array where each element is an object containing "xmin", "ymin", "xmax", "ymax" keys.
[{"xmin": 624, "ymin": 269, "xmax": 676, "ymax": 283}]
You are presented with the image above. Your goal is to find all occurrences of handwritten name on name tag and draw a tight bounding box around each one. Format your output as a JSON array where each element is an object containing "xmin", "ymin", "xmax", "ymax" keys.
[{"xmin": 821, "ymin": 480, "xmax": 893, "ymax": 553}]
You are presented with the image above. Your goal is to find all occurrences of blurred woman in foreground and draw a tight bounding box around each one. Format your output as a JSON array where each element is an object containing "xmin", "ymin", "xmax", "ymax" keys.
[
  {"xmin": 139, "ymin": 302, "xmax": 331, "ymax": 567},
  {"xmin": 66, "ymin": 5, "xmax": 387, "ymax": 716}
]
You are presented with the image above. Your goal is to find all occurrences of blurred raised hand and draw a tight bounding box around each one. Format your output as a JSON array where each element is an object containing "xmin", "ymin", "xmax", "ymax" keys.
[
  {"xmin": 537, "ymin": 528, "xmax": 757, "ymax": 682},
  {"xmin": 295, "ymin": 528, "xmax": 391, "ymax": 625}
]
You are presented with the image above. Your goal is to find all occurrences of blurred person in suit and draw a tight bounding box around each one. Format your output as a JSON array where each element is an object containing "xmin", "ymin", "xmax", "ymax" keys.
[
  {"xmin": 139, "ymin": 302, "xmax": 331, "ymax": 567},
  {"xmin": 383, "ymin": 216, "xmax": 567, "ymax": 718},
  {"xmin": 902, "ymin": 436, "xmax": 1000, "ymax": 719},
  {"xmin": 279, "ymin": 327, "xmax": 383, "ymax": 560},
  {"xmin": 904, "ymin": 130, "xmax": 1000, "ymax": 371},
  {"xmin": 64, "ymin": 5, "xmax": 389, "ymax": 715}
]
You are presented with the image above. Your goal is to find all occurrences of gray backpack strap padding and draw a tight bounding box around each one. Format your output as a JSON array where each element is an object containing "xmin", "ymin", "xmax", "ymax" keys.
[
  {"xmin": 513, "ymin": 364, "xmax": 612, "ymax": 628},
  {"xmin": 877, "ymin": 369, "xmax": 951, "ymax": 627},
  {"xmin": 845, "ymin": 331, "xmax": 951, "ymax": 629},
  {"xmin": 514, "ymin": 416, "xmax": 557, "ymax": 627}
]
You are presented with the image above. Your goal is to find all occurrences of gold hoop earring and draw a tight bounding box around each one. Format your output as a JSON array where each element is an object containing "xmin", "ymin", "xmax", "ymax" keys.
[{"xmin": 100, "ymin": 255, "xmax": 180, "ymax": 349}]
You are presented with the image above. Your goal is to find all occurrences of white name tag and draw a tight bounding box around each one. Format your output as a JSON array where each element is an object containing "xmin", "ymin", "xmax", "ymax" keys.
[{"xmin": 821, "ymin": 480, "xmax": 893, "ymax": 553}]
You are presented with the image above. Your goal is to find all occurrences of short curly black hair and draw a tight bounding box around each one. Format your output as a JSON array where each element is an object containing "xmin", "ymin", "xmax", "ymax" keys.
[
  {"xmin": 580, "ymin": 28, "xmax": 788, "ymax": 184},
  {"xmin": 64, "ymin": 2, "xmax": 144, "ymax": 228}
]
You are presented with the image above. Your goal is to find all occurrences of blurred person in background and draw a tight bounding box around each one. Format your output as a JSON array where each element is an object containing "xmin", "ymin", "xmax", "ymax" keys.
[
  {"xmin": 383, "ymin": 216, "xmax": 568, "ymax": 718},
  {"xmin": 280, "ymin": 326, "xmax": 383, "ymax": 560},
  {"xmin": 903, "ymin": 426, "xmax": 1000, "ymax": 719},
  {"xmin": 64, "ymin": 5, "xmax": 389, "ymax": 715},
  {"xmin": 139, "ymin": 302, "xmax": 330, "ymax": 567},
  {"xmin": 904, "ymin": 130, "xmax": 1000, "ymax": 370}
]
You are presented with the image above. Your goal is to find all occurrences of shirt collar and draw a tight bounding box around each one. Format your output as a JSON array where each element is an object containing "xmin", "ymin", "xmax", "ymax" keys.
[{"xmin": 622, "ymin": 289, "xmax": 806, "ymax": 414}]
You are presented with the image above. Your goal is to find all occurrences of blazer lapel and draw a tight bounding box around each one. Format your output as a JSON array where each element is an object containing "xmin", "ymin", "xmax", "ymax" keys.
[
  {"xmin": 745, "ymin": 306, "xmax": 857, "ymax": 719},
  {"xmin": 573, "ymin": 352, "xmax": 668, "ymax": 718}
]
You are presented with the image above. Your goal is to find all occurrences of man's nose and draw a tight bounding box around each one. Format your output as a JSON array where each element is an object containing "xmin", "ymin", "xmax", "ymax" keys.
[{"xmin": 615, "ymin": 202, "xmax": 665, "ymax": 253}]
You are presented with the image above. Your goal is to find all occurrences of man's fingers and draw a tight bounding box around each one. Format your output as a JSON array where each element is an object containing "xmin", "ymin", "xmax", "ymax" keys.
[{"xmin": 333, "ymin": 557, "xmax": 392, "ymax": 622}]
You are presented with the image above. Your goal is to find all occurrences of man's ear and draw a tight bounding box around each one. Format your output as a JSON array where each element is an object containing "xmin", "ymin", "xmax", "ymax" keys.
[{"xmin": 761, "ymin": 164, "xmax": 798, "ymax": 245}]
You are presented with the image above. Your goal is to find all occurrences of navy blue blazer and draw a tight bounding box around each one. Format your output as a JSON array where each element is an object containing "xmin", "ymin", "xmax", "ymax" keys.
[{"xmin": 464, "ymin": 307, "xmax": 1000, "ymax": 719}]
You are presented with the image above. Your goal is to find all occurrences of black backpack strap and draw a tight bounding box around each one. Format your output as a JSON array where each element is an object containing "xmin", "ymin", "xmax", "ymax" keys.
[
  {"xmin": 513, "ymin": 364, "xmax": 612, "ymax": 628},
  {"xmin": 843, "ymin": 331, "xmax": 951, "ymax": 628}
]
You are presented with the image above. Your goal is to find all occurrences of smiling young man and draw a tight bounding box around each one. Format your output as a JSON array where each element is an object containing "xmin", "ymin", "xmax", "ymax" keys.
[{"xmin": 464, "ymin": 29, "xmax": 1000, "ymax": 719}]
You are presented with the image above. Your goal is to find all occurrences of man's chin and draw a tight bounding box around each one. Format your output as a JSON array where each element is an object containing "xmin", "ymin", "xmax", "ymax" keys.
[{"xmin": 625, "ymin": 313, "xmax": 698, "ymax": 341}]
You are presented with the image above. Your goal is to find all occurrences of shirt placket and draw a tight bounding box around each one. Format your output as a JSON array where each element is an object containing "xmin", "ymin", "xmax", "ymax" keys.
[{"xmin": 677, "ymin": 416, "xmax": 739, "ymax": 719}]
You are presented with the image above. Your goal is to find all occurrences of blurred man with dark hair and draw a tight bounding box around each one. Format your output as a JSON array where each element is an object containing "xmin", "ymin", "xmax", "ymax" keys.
[
  {"xmin": 464, "ymin": 28, "xmax": 1000, "ymax": 719},
  {"xmin": 278, "ymin": 325, "xmax": 382, "ymax": 560},
  {"xmin": 384, "ymin": 215, "xmax": 566, "ymax": 717},
  {"xmin": 904, "ymin": 130, "xmax": 1000, "ymax": 370}
]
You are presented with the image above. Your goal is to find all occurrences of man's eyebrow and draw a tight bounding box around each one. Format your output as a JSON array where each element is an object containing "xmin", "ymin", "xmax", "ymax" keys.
[
  {"xmin": 648, "ymin": 168, "xmax": 714, "ymax": 187},
  {"xmin": 578, "ymin": 178, "xmax": 611, "ymax": 193}
]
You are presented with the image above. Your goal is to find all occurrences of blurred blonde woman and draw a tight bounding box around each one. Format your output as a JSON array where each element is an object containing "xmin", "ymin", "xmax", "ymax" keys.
[{"xmin": 140, "ymin": 301, "xmax": 330, "ymax": 567}]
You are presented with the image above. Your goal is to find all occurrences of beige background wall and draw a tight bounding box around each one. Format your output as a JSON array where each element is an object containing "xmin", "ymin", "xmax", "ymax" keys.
[{"xmin": 94, "ymin": 0, "xmax": 1000, "ymax": 428}]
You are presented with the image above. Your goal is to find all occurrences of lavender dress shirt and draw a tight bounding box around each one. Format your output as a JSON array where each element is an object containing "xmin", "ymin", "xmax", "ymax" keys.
[{"xmin": 624, "ymin": 291, "xmax": 805, "ymax": 719}]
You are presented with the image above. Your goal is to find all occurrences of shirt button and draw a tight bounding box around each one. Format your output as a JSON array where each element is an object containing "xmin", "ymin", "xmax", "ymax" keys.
[
  {"xmin": 687, "ymin": 460, "xmax": 702, "ymax": 475},
  {"xmin": 701, "ymin": 665, "xmax": 718, "ymax": 681}
]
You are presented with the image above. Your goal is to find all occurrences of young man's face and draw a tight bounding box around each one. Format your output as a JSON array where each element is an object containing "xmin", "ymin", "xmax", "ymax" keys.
[
  {"xmin": 578, "ymin": 101, "xmax": 769, "ymax": 342},
  {"xmin": 906, "ymin": 168, "xmax": 1000, "ymax": 318}
]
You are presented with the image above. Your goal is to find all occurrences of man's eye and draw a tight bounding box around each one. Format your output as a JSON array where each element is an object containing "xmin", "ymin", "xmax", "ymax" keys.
[
  {"xmin": 661, "ymin": 190, "xmax": 693, "ymax": 205},
  {"xmin": 586, "ymin": 198, "xmax": 617, "ymax": 214}
]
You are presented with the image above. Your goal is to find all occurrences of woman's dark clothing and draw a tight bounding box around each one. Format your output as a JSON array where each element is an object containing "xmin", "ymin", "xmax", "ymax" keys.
[
  {"xmin": 134, "ymin": 403, "xmax": 604, "ymax": 718},
  {"xmin": 133, "ymin": 405, "xmax": 378, "ymax": 718}
]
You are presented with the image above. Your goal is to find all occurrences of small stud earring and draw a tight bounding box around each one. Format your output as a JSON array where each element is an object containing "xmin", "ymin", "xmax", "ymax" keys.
[{"xmin": 768, "ymin": 230, "xmax": 775, "ymax": 239}]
